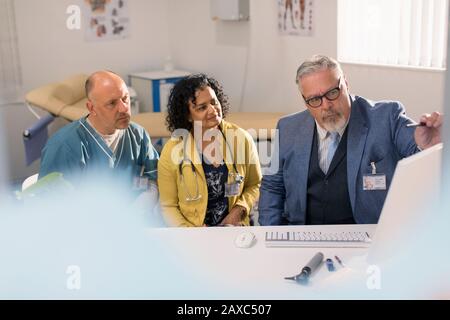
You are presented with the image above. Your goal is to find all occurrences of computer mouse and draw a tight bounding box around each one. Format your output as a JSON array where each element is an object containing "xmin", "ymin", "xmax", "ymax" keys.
[{"xmin": 235, "ymin": 231, "xmax": 256, "ymax": 248}]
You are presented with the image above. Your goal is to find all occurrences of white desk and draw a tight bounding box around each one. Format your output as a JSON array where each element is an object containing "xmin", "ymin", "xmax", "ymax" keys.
[{"xmin": 148, "ymin": 224, "xmax": 377, "ymax": 299}]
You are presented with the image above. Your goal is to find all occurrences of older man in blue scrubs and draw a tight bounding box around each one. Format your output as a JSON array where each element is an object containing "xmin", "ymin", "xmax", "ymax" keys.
[
  {"xmin": 39, "ymin": 71, "xmax": 159, "ymax": 189},
  {"xmin": 259, "ymin": 55, "xmax": 443, "ymax": 225}
]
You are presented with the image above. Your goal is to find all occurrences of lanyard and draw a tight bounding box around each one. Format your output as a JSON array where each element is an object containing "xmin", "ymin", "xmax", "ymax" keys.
[
  {"xmin": 180, "ymin": 127, "xmax": 243, "ymax": 183},
  {"xmin": 218, "ymin": 127, "xmax": 240, "ymax": 177}
]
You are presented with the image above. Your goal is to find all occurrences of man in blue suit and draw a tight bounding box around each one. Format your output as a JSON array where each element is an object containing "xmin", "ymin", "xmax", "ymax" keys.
[{"xmin": 259, "ymin": 55, "xmax": 443, "ymax": 225}]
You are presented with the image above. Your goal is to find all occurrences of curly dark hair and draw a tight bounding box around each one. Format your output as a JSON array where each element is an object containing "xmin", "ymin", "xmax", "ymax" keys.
[{"xmin": 165, "ymin": 73, "xmax": 230, "ymax": 132}]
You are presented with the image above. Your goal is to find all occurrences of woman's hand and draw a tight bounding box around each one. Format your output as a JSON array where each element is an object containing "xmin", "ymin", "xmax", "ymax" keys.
[{"xmin": 220, "ymin": 205, "xmax": 246, "ymax": 226}]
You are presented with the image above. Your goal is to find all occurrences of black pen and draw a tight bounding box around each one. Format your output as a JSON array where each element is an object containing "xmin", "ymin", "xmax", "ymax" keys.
[
  {"xmin": 334, "ymin": 255, "xmax": 346, "ymax": 268},
  {"xmin": 406, "ymin": 122, "xmax": 426, "ymax": 127}
]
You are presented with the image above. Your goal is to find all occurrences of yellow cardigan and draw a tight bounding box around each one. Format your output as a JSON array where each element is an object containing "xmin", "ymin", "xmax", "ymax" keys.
[{"xmin": 158, "ymin": 121, "xmax": 262, "ymax": 227}]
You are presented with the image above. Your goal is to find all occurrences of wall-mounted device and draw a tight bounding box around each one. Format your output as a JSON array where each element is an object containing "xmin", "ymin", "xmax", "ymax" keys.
[{"xmin": 210, "ymin": 0, "xmax": 250, "ymax": 21}]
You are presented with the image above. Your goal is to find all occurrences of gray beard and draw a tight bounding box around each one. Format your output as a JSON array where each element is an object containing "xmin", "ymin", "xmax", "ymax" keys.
[{"xmin": 321, "ymin": 112, "xmax": 346, "ymax": 132}]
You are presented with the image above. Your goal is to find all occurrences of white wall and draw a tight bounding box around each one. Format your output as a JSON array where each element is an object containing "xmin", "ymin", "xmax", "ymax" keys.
[
  {"xmin": 168, "ymin": 0, "xmax": 337, "ymax": 112},
  {"xmin": 15, "ymin": 0, "xmax": 170, "ymax": 91},
  {"xmin": 344, "ymin": 64, "xmax": 445, "ymax": 120},
  {"xmin": 168, "ymin": 0, "xmax": 445, "ymax": 119},
  {"xmin": 3, "ymin": 0, "xmax": 170, "ymax": 183}
]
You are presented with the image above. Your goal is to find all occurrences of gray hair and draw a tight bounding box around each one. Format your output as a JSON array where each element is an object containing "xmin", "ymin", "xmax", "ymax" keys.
[{"xmin": 295, "ymin": 55, "xmax": 343, "ymax": 84}]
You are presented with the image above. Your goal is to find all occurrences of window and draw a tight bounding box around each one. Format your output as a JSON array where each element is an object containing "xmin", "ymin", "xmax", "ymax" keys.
[
  {"xmin": 0, "ymin": 0, "xmax": 22, "ymax": 104},
  {"xmin": 338, "ymin": 0, "xmax": 449, "ymax": 69}
]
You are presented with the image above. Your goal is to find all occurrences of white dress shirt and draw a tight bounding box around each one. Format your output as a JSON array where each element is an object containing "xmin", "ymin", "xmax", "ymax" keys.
[{"xmin": 315, "ymin": 120, "xmax": 348, "ymax": 174}]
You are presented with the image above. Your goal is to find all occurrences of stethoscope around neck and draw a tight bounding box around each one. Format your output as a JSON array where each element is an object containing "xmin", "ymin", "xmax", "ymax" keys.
[{"xmin": 178, "ymin": 128, "xmax": 243, "ymax": 202}]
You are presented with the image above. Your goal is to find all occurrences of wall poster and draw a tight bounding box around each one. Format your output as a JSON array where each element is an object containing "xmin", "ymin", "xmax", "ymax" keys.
[
  {"xmin": 278, "ymin": 0, "xmax": 314, "ymax": 36},
  {"xmin": 84, "ymin": 0, "xmax": 130, "ymax": 41}
]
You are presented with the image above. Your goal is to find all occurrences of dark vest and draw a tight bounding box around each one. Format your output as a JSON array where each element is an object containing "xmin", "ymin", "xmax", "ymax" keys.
[{"xmin": 306, "ymin": 126, "xmax": 355, "ymax": 225}]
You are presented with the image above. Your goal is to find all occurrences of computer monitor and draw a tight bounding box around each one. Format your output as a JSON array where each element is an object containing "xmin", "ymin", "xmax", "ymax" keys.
[
  {"xmin": 367, "ymin": 143, "xmax": 443, "ymax": 264},
  {"xmin": 0, "ymin": 116, "xmax": 9, "ymax": 198}
]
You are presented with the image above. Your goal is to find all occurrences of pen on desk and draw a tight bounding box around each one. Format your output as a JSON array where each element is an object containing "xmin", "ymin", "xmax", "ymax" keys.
[
  {"xmin": 406, "ymin": 122, "xmax": 426, "ymax": 127},
  {"xmin": 325, "ymin": 258, "xmax": 335, "ymax": 272},
  {"xmin": 334, "ymin": 255, "xmax": 346, "ymax": 268}
]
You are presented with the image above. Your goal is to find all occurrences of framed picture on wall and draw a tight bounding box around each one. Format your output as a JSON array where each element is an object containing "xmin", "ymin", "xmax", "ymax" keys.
[
  {"xmin": 83, "ymin": 0, "xmax": 130, "ymax": 41},
  {"xmin": 278, "ymin": 0, "xmax": 314, "ymax": 36}
]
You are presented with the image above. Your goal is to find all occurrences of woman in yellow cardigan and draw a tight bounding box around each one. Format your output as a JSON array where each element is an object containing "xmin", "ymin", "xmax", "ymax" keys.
[{"xmin": 158, "ymin": 74, "xmax": 262, "ymax": 227}]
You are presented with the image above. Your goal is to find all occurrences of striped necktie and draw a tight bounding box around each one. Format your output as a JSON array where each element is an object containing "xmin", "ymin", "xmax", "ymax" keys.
[{"xmin": 325, "ymin": 131, "xmax": 340, "ymax": 174}]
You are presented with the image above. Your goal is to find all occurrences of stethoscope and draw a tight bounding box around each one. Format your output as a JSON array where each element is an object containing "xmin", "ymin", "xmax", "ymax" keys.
[{"xmin": 179, "ymin": 128, "xmax": 244, "ymax": 202}]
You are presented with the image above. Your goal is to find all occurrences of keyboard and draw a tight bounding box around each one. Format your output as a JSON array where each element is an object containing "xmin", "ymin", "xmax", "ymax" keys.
[{"xmin": 264, "ymin": 230, "xmax": 372, "ymax": 248}]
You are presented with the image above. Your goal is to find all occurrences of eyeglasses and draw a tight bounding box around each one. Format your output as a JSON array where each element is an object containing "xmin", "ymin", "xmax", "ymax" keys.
[{"xmin": 302, "ymin": 77, "xmax": 342, "ymax": 108}]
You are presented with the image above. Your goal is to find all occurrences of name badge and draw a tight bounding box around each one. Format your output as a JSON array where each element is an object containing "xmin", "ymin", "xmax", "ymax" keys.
[
  {"xmin": 225, "ymin": 182, "xmax": 240, "ymax": 197},
  {"xmin": 362, "ymin": 174, "xmax": 386, "ymax": 191}
]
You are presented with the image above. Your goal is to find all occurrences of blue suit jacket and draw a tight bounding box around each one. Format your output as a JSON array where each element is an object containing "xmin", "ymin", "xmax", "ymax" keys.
[{"xmin": 258, "ymin": 95, "xmax": 419, "ymax": 225}]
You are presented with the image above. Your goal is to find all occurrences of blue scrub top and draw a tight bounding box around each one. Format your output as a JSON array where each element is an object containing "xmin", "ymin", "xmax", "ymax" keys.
[{"xmin": 39, "ymin": 117, "xmax": 159, "ymax": 186}]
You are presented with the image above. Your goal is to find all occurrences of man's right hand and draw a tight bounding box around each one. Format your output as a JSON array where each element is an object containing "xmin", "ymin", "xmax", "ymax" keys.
[{"xmin": 414, "ymin": 111, "xmax": 443, "ymax": 150}]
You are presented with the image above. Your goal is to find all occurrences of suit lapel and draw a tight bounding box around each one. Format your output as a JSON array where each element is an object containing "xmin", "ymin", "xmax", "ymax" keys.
[
  {"xmin": 347, "ymin": 97, "xmax": 368, "ymax": 212},
  {"xmin": 326, "ymin": 127, "xmax": 348, "ymax": 176},
  {"xmin": 295, "ymin": 115, "xmax": 315, "ymax": 214}
]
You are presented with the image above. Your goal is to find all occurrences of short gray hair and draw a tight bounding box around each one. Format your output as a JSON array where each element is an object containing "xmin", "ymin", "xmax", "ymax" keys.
[{"xmin": 295, "ymin": 55, "xmax": 343, "ymax": 84}]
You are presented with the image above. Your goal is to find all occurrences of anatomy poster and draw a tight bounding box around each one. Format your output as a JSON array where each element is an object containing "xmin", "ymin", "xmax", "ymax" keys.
[
  {"xmin": 84, "ymin": 0, "xmax": 130, "ymax": 41},
  {"xmin": 278, "ymin": 0, "xmax": 314, "ymax": 36}
]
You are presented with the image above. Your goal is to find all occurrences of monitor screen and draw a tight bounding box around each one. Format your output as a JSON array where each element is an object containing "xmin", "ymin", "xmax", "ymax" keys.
[{"xmin": 367, "ymin": 143, "xmax": 443, "ymax": 263}]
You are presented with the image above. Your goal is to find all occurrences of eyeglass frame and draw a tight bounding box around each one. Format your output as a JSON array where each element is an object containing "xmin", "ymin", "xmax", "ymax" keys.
[{"xmin": 301, "ymin": 76, "xmax": 343, "ymax": 108}]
